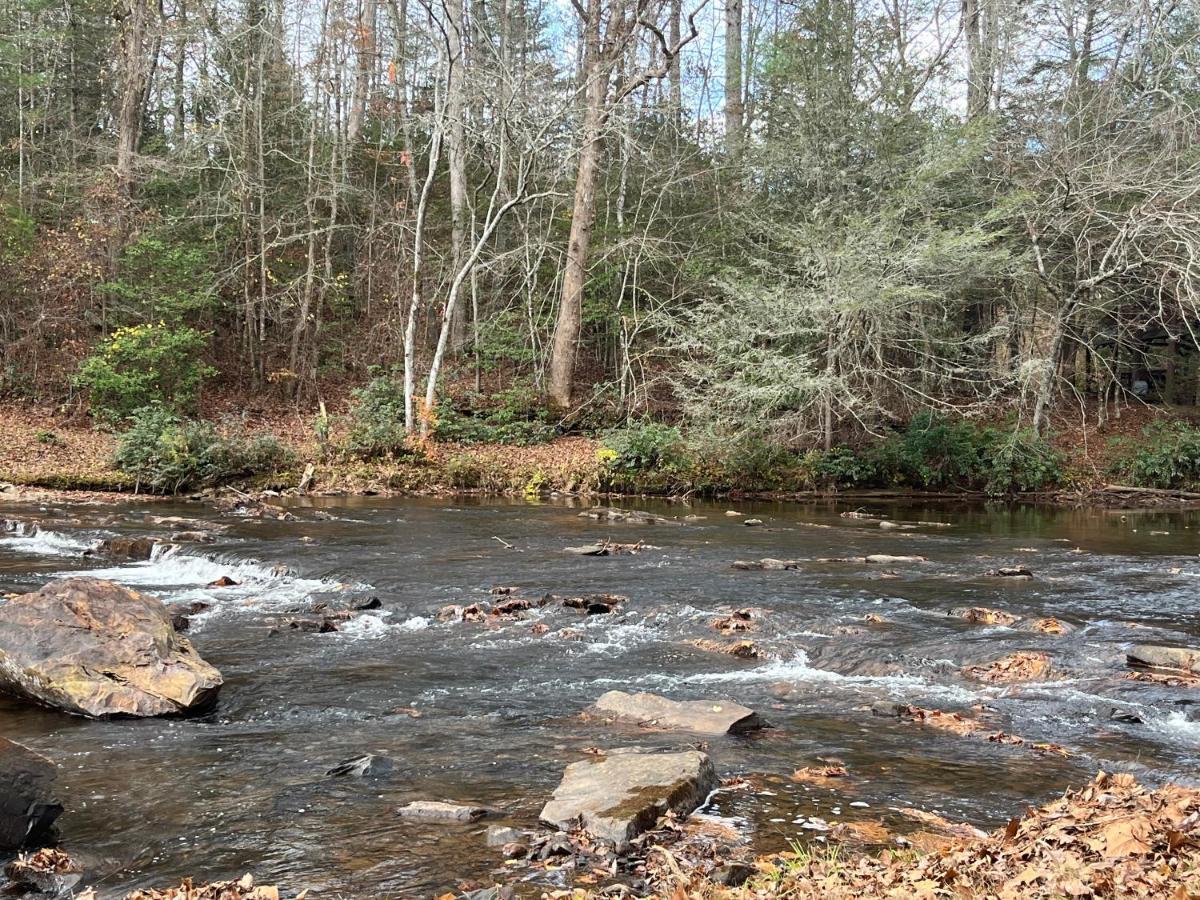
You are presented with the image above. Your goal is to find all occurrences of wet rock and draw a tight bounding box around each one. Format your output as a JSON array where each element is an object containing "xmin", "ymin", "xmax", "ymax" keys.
[
  {"xmin": 577, "ymin": 507, "xmax": 676, "ymax": 525},
  {"xmin": 950, "ymin": 606, "xmax": 1018, "ymax": 626},
  {"xmin": 283, "ymin": 616, "xmax": 340, "ymax": 633},
  {"xmin": 712, "ymin": 609, "xmax": 754, "ymax": 634},
  {"xmin": 562, "ymin": 593, "xmax": 625, "ymax": 615},
  {"xmin": 565, "ymin": 540, "xmax": 650, "ymax": 556},
  {"xmin": 1127, "ymin": 644, "xmax": 1200, "ymax": 674},
  {"xmin": 590, "ymin": 690, "xmax": 763, "ymax": 735},
  {"xmin": 0, "ymin": 578, "xmax": 223, "ymax": 717},
  {"xmin": 1109, "ymin": 708, "xmax": 1143, "ymax": 725},
  {"xmin": 731, "ymin": 558, "xmax": 799, "ymax": 571},
  {"xmin": 983, "ymin": 566, "xmax": 1034, "ymax": 579},
  {"xmin": 539, "ymin": 748, "xmax": 719, "ymax": 852},
  {"xmin": 3, "ymin": 848, "xmax": 81, "ymax": 894},
  {"xmin": 743, "ymin": 518, "xmax": 764, "ymax": 527},
  {"xmin": 687, "ymin": 638, "xmax": 762, "ymax": 659},
  {"xmin": 0, "ymin": 739, "xmax": 62, "ymax": 851},
  {"xmin": 863, "ymin": 553, "xmax": 927, "ymax": 564},
  {"xmin": 351, "ymin": 596, "xmax": 383, "ymax": 610},
  {"xmin": 870, "ymin": 701, "xmax": 906, "ymax": 718},
  {"xmin": 962, "ymin": 652, "xmax": 1053, "ymax": 683},
  {"xmin": 170, "ymin": 530, "xmax": 215, "ymax": 543},
  {"xmin": 485, "ymin": 825, "xmax": 524, "ymax": 847},
  {"xmin": 165, "ymin": 600, "xmax": 211, "ymax": 632},
  {"xmin": 491, "ymin": 596, "xmax": 533, "ymax": 617},
  {"xmin": 396, "ymin": 800, "xmax": 490, "ymax": 822},
  {"xmin": 711, "ymin": 862, "xmax": 756, "ymax": 887},
  {"xmin": 207, "ymin": 575, "xmax": 240, "ymax": 588},
  {"xmin": 95, "ymin": 536, "xmax": 161, "ymax": 560},
  {"xmin": 326, "ymin": 754, "xmax": 395, "ymax": 778},
  {"xmin": 1029, "ymin": 617, "xmax": 1068, "ymax": 635}
]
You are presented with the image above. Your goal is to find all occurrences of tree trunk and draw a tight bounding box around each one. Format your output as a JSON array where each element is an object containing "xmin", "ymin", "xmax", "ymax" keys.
[
  {"xmin": 115, "ymin": 0, "xmax": 154, "ymax": 205},
  {"xmin": 547, "ymin": 0, "xmax": 605, "ymax": 409},
  {"xmin": 347, "ymin": 0, "xmax": 377, "ymax": 142},
  {"xmin": 724, "ymin": 0, "xmax": 743, "ymax": 156},
  {"xmin": 445, "ymin": 0, "xmax": 470, "ymax": 350}
]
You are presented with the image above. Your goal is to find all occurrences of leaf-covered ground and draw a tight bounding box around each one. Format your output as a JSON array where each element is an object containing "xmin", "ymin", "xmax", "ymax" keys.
[{"xmin": 653, "ymin": 772, "xmax": 1200, "ymax": 899}]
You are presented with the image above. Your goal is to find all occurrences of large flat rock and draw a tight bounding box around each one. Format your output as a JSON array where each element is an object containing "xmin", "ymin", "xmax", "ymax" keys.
[
  {"xmin": 1128, "ymin": 644, "xmax": 1200, "ymax": 673},
  {"xmin": 0, "ymin": 577, "xmax": 223, "ymax": 717},
  {"xmin": 539, "ymin": 749, "xmax": 718, "ymax": 851},
  {"xmin": 0, "ymin": 738, "xmax": 62, "ymax": 851},
  {"xmin": 590, "ymin": 691, "xmax": 762, "ymax": 735}
]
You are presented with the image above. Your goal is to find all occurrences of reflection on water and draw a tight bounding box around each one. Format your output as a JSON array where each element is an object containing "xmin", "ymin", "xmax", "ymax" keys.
[{"xmin": 1, "ymin": 496, "xmax": 1198, "ymax": 897}]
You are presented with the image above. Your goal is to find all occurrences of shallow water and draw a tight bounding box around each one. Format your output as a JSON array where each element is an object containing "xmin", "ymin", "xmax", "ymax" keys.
[{"xmin": 1, "ymin": 497, "xmax": 1199, "ymax": 897}]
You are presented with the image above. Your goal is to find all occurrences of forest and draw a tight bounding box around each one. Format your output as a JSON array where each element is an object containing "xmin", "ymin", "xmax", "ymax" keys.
[{"xmin": 1, "ymin": 0, "xmax": 1199, "ymax": 495}]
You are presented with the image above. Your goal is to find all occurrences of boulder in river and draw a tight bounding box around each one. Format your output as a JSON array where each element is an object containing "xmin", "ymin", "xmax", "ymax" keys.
[
  {"xmin": 731, "ymin": 558, "xmax": 799, "ymax": 571},
  {"xmin": 0, "ymin": 738, "xmax": 62, "ymax": 851},
  {"xmin": 589, "ymin": 690, "xmax": 763, "ymax": 735},
  {"xmin": 539, "ymin": 748, "xmax": 718, "ymax": 851},
  {"xmin": 396, "ymin": 800, "xmax": 490, "ymax": 822},
  {"xmin": 94, "ymin": 536, "xmax": 162, "ymax": 560},
  {"xmin": 0, "ymin": 577, "xmax": 223, "ymax": 717},
  {"xmin": 3, "ymin": 848, "xmax": 81, "ymax": 894},
  {"xmin": 1127, "ymin": 644, "xmax": 1200, "ymax": 674}
]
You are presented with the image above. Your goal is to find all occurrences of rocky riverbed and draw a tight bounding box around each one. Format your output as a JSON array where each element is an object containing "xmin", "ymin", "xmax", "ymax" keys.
[{"xmin": 0, "ymin": 496, "xmax": 1199, "ymax": 896}]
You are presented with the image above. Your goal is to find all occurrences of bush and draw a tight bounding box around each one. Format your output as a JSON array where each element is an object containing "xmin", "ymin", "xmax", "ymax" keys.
[
  {"xmin": 114, "ymin": 405, "xmax": 294, "ymax": 493},
  {"xmin": 346, "ymin": 374, "xmax": 419, "ymax": 459},
  {"xmin": 435, "ymin": 384, "xmax": 557, "ymax": 446},
  {"xmin": 979, "ymin": 430, "xmax": 1063, "ymax": 495},
  {"xmin": 77, "ymin": 323, "xmax": 214, "ymax": 423},
  {"xmin": 600, "ymin": 422, "xmax": 686, "ymax": 474},
  {"xmin": 1111, "ymin": 422, "xmax": 1200, "ymax": 489}
]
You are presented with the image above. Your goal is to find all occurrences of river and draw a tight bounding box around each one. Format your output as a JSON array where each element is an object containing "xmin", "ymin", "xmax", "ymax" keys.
[{"xmin": 1, "ymin": 496, "xmax": 1198, "ymax": 897}]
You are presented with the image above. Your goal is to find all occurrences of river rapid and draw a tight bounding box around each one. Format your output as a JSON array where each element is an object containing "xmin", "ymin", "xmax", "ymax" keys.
[{"xmin": 1, "ymin": 496, "xmax": 1199, "ymax": 897}]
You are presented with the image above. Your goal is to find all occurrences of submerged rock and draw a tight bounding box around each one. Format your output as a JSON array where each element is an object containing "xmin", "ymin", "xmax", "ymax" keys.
[
  {"xmin": 983, "ymin": 566, "xmax": 1034, "ymax": 579},
  {"xmin": 539, "ymin": 748, "xmax": 719, "ymax": 851},
  {"xmin": 950, "ymin": 606, "xmax": 1018, "ymax": 626},
  {"xmin": 0, "ymin": 577, "xmax": 223, "ymax": 717},
  {"xmin": 485, "ymin": 825, "xmax": 525, "ymax": 847},
  {"xmin": 962, "ymin": 652, "xmax": 1053, "ymax": 683},
  {"xmin": 577, "ymin": 507, "xmax": 677, "ymax": 525},
  {"xmin": 326, "ymin": 754, "xmax": 395, "ymax": 778},
  {"xmin": 396, "ymin": 800, "xmax": 490, "ymax": 822},
  {"xmin": 1127, "ymin": 644, "xmax": 1200, "ymax": 674},
  {"xmin": 0, "ymin": 738, "xmax": 62, "ymax": 851},
  {"xmin": 731, "ymin": 558, "xmax": 799, "ymax": 571},
  {"xmin": 165, "ymin": 600, "xmax": 211, "ymax": 632},
  {"xmin": 590, "ymin": 690, "xmax": 763, "ymax": 735}
]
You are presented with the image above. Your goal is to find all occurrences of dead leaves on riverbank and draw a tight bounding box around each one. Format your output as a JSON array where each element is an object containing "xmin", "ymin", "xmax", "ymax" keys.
[
  {"xmin": 654, "ymin": 772, "xmax": 1200, "ymax": 899},
  {"xmin": 120, "ymin": 874, "xmax": 300, "ymax": 900}
]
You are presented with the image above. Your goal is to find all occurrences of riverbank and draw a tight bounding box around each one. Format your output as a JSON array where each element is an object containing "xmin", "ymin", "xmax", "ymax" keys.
[{"xmin": 3, "ymin": 404, "xmax": 1199, "ymax": 509}]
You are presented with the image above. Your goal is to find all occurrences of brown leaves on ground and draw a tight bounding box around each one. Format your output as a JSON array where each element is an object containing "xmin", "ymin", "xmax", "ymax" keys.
[
  {"xmin": 687, "ymin": 639, "xmax": 763, "ymax": 659},
  {"xmin": 900, "ymin": 706, "xmax": 1071, "ymax": 756},
  {"xmin": 7, "ymin": 849, "xmax": 79, "ymax": 875},
  {"xmin": 122, "ymin": 874, "xmax": 300, "ymax": 900},
  {"xmin": 963, "ymin": 652, "xmax": 1055, "ymax": 683},
  {"xmin": 653, "ymin": 772, "xmax": 1200, "ymax": 899},
  {"xmin": 790, "ymin": 765, "xmax": 848, "ymax": 785}
]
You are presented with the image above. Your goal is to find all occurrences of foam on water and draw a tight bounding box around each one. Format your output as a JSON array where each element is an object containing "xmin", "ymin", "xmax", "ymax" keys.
[
  {"xmin": 1147, "ymin": 710, "xmax": 1200, "ymax": 747},
  {"xmin": 0, "ymin": 524, "xmax": 96, "ymax": 557},
  {"xmin": 62, "ymin": 543, "xmax": 366, "ymax": 611}
]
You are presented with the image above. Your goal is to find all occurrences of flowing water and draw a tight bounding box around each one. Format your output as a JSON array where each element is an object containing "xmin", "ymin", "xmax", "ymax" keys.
[{"xmin": 1, "ymin": 496, "xmax": 1199, "ymax": 898}]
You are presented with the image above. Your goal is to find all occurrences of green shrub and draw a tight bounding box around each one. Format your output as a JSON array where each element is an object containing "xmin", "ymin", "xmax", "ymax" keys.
[
  {"xmin": 114, "ymin": 405, "xmax": 294, "ymax": 493},
  {"xmin": 1111, "ymin": 422, "xmax": 1200, "ymax": 489},
  {"xmin": 77, "ymin": 323, "xmax": 214, "ymax": 423},
  {"xmin": 99, "ymin": 233, "xmax": 219, "ymax": 323},
  {"xmin": 980, "ymin": 430, "xmax": 1063, "ymax": 495},
  {"xmin": 600, "ymin": 422, "xmax": 686, "ymax": 474},
  {"xmin": 346, "ymin": 374, "xmax": 418, "ymax": 459},
  {"xmin": 435, "ymin": 384, "xmax": 557, "ymax": 446},
  {"xmin": 807, "ymin": 446, "xmax": 885, "ymax": 487},
  {"xmin": 892, "ymin": 413, "xmax": 982, "ymax": 489}
]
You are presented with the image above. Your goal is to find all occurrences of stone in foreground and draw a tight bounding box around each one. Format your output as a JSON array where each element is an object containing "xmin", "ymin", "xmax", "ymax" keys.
[
  {"xmin": 0, "ymin": 738, "xmax": 63, "ymax": 851},
  {"xmin": 539, "ymin": 748, "xmax": 718, "ymax": 851},
  {"xmin": 590, "ymin": 690, "xmax": 763, "ymax": 735},
  {"xmin": 0, "ymin": 577, "xmax": 223, "ymax": 717},
  {"xmin": 1127, "ymin": 644, "xmax": 1200, "ymax": 673},
  {"xmin": 396, "ymin": 800, "xmax": 490, "ymax": 822}
]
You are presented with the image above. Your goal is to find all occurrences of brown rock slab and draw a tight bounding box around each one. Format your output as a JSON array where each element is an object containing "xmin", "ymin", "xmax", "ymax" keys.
[
  {"xmin": 539, "ymin": 748, "xmax": 718, "ymax": 851},
  {"xmin": 1127, "ymin": 644, "xmax": 1200, "ymax": 673},
  {"xmin": 590, "ymin": 690, "xmax": 763, "ymax": 735},
  {"xmin": 0, "ymin": 577, "xmax": 223, "ymax": 717}
]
